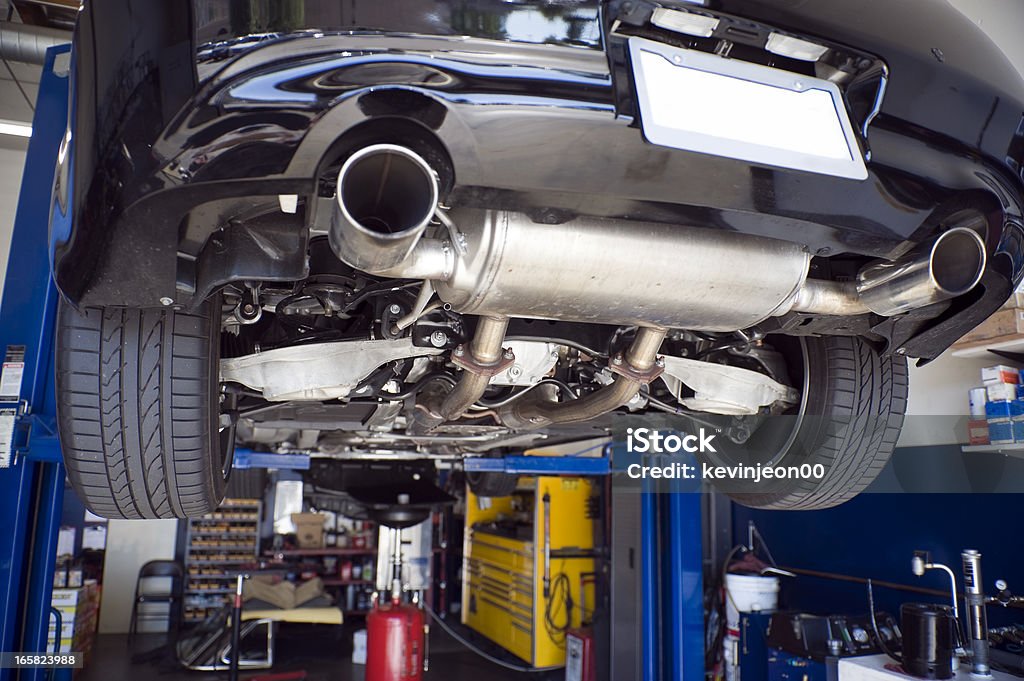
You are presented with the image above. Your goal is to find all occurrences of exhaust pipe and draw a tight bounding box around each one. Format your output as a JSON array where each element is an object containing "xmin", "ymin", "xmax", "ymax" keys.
[
  {"xmin": 331, "ymin": 146, "xmax": 813, "ymax": 331},
  {"xmin": 330, "ymin": 144, "xmax": 443, "ymax": 274},
  {"xmin": 855, "ymin": 227, "xmax": 986, "ymax": 316},
  {"xmin": 330, "ymin": 145, "xmax": 987, "ymax": 330},
  {"xmin": 789, "ymin": 227, "xmax": 987, "ymax": 317},
  {"xmin": 500, "ymin": 326, "xmax": 668, "ymax": 428},
  {"xmin": 412, "ymin": 315, "xmax": 511, "ymax": 432}
]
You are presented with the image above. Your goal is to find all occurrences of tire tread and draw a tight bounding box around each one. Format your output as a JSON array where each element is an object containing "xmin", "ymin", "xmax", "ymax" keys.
[
  {"xmin": 56, "ymin": 301, "xmax": 226, "ymax": 519},
  {"xmin": 726, "ymin": 336, "xmax": 908, "ymax": 510}
]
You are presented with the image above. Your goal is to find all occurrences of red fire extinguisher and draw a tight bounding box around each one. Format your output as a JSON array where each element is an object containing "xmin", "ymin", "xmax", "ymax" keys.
[{"xmin": 366, "ymin": 596, "xmax": 426, "ymax": 681}]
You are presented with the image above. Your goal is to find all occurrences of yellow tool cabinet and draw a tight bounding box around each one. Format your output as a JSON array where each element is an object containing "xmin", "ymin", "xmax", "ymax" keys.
[{"xmin": 462, "ymin": 476, "xmax": 596, "ymax": 668}]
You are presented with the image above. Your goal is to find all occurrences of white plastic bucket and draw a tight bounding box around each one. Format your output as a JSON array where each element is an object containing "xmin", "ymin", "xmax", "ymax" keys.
[{"xmin": 724, "ymin": 573, "xmax": 780, "ymax": 629}]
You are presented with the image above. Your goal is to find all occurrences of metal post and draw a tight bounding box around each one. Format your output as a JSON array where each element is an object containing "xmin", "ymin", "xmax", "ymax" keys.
[
  {"xmin": 638, "ymin": 447, "xmax": 704, "ymax": 681},
  {"xmin": 228, "ymin": 575, "xmax": 244, "ymax": 681},
  {"xmin": 962, "ymin": 550, "xmax": 991, "ymax": 676},
  {"xmin": 0, "ymin": 44, "xmax": 71, "ymax": 681},
  {"xmin": 640, "ymin": 465, "xmax": 659, "ymax": 681},
  {"xmin": 392, "ymin": 527, "xmax": 403, "ymax": 602},
  {"xmin": 543, "ymin": 492, "xmax": 551, "ymax": 598},
  {"xmin": 20, "ymin": 460, "xmax": 65, "ymax": 681},
  {"xmin": 667, "ymin": 475, "xmax": 686, "ymax": 681},
  {"xmin": 669, "ymin": 472, "xmax": 705, "ymax": 681}
]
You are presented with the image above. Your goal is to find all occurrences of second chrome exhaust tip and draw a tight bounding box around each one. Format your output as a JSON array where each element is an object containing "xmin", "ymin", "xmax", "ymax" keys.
[
  {"xmin": 788, "ymin": 227, "xmax": 987, "ymax": 318},
  {"xmin": 856, "ymin": 227, "xmax": 987, "ymax": 316}
]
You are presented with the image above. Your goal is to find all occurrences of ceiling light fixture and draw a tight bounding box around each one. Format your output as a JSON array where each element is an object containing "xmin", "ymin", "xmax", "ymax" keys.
[{"xmin": 0, "ymin": 120, "xmax": 33, "ymax": 138}]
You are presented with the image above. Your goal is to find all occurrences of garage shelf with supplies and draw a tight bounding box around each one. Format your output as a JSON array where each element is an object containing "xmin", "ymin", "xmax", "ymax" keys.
[
  {"xmin": 950, "ymin": 295, "xmax": 1024, "ymax": 357},
  {"xmin": 951, "ymin": 337, "xmax": 1024, "ymax": 358},
  {"xmin": 263, "ymin": 518, "xmax": 379, "ymax": 617},
  {"xmin": 321, "ymin": 578, "xmax": 374, "ymax": 587},
  {"xmin": 184, "ymin": 499, "xmax": 262, "ymax": 623},
  {"xmin": 263, "ymin": 548, "xmax": 377, "ymax": 558}
]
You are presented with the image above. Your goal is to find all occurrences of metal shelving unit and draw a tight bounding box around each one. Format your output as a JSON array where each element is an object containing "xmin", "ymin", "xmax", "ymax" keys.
[
  {"xmin": 263, "ymin": 548, "xmax": 376, "ymax": 558},
  {"xmin": 184, "ymin": 499, "xmax": 261, "ymax": 623},
  {"xmin": 262, "ymin": 534, "xmax": 379, "ymax": 617},
  {"xmin": 961, "ymin": 443, "xmax": 1024, "ymax": 459}
]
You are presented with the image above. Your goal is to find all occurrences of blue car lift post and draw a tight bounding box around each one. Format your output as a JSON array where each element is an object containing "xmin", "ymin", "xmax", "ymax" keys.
[
  {"xmin": 636, "ymin": 454, "xmax": 704, "ymax": 681},
  {"xmin": 0, "ymin": 46, "xmax": 71, "ymax": 681}
]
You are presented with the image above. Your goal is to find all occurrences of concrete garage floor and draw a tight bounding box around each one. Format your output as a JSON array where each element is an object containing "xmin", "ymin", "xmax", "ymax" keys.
[{"xmin": 79, "ymin": 625, "xmax": 564, "ymax": 681}]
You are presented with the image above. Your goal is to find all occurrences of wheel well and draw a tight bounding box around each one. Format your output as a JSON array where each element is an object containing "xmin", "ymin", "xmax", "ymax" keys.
[{"xmin": 314, "ymin": 115, "xmax": 456, "ymax": 202}]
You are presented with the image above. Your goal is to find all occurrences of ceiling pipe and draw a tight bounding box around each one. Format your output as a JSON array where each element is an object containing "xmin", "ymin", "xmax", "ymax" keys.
[{"xmin": 0, "ymin": 21, "xmax": 70, "ymax": 65}]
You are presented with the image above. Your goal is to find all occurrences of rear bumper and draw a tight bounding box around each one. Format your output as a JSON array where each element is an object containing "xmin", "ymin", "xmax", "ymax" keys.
[{"xmin": 55, "ymin": 4, "xmax": 1024, "ymax": 360}]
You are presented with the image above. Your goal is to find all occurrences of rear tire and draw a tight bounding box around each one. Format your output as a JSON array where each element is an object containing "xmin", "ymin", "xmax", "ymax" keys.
[
  {"xmin": 700, "ymin": 335, "xmax": 908, "ymax": 510},
  {"xmin": 56, "ymin": 300, "xmax": 230, "ymax": 518}
]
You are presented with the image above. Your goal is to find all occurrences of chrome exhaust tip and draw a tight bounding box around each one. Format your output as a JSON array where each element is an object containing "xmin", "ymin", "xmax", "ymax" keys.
[
  {"xmin": 856, "ymin": 227, "xmax": 987, "ymax": 316},
  {"xmin": 330, "ymin": 144, "xmax": 439, "ymax": 273},
  {"xmin": 927, "ymin": 228, "xmax": 988, "ymax": 295}
]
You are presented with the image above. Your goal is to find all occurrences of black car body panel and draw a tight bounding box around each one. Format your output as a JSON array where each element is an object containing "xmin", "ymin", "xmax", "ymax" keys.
[{"xmin": 54, "ymin": 0, "xmax": 1024, "ymax": 359}]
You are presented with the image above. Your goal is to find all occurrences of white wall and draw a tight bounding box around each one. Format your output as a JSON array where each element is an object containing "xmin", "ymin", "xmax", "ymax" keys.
[
  {"xmin": 0, "ymin": 51, "xmax": 38, "ymax": 294},
  {"xmin": 98, "ymin": 520, "xmax": 180, "ymax": 634},
  {"xmin": 898, "ymin": 353, "xmax": 992, "ymax": 447},
  {"xmin": 0, "ymin": 54, "xmax": 40, "ymax": 297},
  {"xmin": 0, "ymin": 144, "xmax": 27, "ymax": 299},
  {"xmin": 948, "ymin": 0, "xmax": 1024, "ymax": 72}
]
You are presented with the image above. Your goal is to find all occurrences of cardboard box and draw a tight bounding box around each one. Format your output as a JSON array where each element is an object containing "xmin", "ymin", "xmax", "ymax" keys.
[
  {"xmin": 51, "ymin": 582, "xmax": 100, "ymax": 617},
  {"xmin": 47, "ymin": 621, "xmax": 76, "ymax": 640},
  {"xmin": 989, "ymin": 420, "xmax": 1014, "ymax": 444},
  {"xmin": 48, "ymin": 582, "xmax": 99, "ymax": 660},
  {"xmin": 983, "ymin": 365, "xmax": 1021, "ymax": 384},
  {"xmin": 57, "ymin": 526, "xmax": 76, "ymax": 557},
  {"xmin": 986, "ymin": 401, "xmax": 1014, "ymax": 420},
  {"xmin": 987, "ymin": 383, "xmax": 1019, "ymax": 402},
  {"xmin": 957, "ymin": 309, "xmax": 1024, "ymax": 345},
  {"xmin": 291, "ymin": 513, "xmax": 326, "ymax": 548},
  {"xmin": 243, "ymin": 576, "xmax": 325, "ymax": 609},
  {"xmin": 51, "ymin": 587, "xmax": 84, "ymax": 608},
  {"xmin": 968, "ymin": 419, "xmax": 990, "ymax": 446}
]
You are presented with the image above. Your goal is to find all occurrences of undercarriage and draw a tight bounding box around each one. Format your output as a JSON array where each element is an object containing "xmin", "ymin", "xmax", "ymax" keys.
[{"xmin": 218, "ymin": 143, "xmax": 979, "ymax": 465}]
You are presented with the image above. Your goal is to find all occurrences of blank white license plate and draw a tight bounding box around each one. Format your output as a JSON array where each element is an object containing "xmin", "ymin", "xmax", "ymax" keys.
[{"xmin": 629, "ymin": 37, "xmax": 868, "ymax": 180}]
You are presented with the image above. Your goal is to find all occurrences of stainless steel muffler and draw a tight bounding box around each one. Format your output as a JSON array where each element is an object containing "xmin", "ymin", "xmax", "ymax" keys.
[{"xmin": 330, "ymin": 145, "xmax": 988, "ymax": 330}]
